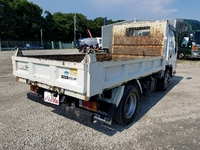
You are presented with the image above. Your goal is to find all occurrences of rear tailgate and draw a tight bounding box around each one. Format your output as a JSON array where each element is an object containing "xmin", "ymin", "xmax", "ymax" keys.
[{"xmin": 12, "ymin": 55, "xmax": 88, "ymax": 100}]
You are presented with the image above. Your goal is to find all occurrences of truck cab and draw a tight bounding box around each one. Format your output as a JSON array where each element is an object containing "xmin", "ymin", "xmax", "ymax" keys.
[
  {"xmin": 95, "ymin": 37, "xmax": 102, "ymax": 49},
  {"xmin": 77, "ymin": 37, "xmax": 99, "ymax": 52},
  {"xmin": 170, "ymin": 18, "xmax": 200, "ymax": 59},
  {"xmin": 178, "ymin": 30, "xmax": 200, "ymax": 59}
]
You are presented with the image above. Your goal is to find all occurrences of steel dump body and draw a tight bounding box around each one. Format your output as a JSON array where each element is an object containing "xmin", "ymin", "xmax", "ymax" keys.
[
  {"xmin": 12, "ymin": 54, "xmax": 164, "ymax": 100},
  {"xmin": 12, "ymin": 20, "xmax": 169, "ymax": 101}
]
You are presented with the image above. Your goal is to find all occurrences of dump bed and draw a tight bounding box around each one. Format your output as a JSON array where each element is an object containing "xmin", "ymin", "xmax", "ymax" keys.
[{"xmin": 12, "ymin": 20, "xmax": 169, "ymax": 100}]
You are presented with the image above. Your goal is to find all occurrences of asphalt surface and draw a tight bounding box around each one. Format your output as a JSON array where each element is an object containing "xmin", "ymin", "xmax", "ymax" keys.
[{"xmin": 0, "ymin": 49, "xmax": 200, "ymax": 150}]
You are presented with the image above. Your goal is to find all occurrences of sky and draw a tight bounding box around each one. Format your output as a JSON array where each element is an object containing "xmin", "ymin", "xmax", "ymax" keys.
[{"xmin": 27, "ymin": 0, "xmax": 200, "ymax": 21}]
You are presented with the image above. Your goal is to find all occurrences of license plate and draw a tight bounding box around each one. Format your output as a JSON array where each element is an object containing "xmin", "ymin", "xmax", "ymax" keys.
[{"xmin": 44, "ymin": 91, "xmax": 59, "ymax": 105}]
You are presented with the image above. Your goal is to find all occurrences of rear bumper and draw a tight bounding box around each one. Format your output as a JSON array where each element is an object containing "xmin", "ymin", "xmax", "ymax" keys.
[{"xmin": 27, "ymin": 92, "xmax": 94, "ymax": 122}]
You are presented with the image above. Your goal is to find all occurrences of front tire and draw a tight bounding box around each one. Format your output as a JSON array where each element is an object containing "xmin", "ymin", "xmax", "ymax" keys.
[
  {"xmin": 114, "ymin": 85, "xmax": 139, "ymax": 125},
  {"xmin": 178, "ymin": 51, "xmax": 185, "ymax": 60},
  {"xmin": 157, "ymin": 69, "xmax": 170, "ymax": 91}
]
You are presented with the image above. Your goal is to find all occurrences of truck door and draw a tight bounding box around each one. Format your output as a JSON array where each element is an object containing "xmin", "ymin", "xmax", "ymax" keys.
[
  {"xmin": 168, "ymin": 29, "xmax": 177, "ymax": 75},
  {"xmin": 178, "ymin": 33, "xmax": 191, "ymax": 59}
]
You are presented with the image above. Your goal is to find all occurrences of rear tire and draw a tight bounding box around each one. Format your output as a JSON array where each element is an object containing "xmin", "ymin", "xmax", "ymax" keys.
[{"xmin": 114, "ymin": 85, "xmax": 139, "ymax": 125}]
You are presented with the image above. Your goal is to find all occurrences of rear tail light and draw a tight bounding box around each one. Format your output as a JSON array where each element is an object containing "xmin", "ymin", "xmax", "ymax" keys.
[
  {"xmin": 79, "ymin": 100, "xmax": 97, "ymax": 112},
  {"xmin": 30, "ymin": 85, "xmax": 37, "ymax": 92}
]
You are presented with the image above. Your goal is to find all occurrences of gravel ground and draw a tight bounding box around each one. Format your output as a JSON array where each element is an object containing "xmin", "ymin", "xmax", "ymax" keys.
[{"xmin": 0, "ymin": 50, "xmax": 200, "ymax": 150}]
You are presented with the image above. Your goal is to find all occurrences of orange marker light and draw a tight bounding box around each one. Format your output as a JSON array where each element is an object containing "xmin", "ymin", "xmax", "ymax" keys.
[{"xmin": 192, "ymin": 45, "xmax": 196, "ymax": 50}]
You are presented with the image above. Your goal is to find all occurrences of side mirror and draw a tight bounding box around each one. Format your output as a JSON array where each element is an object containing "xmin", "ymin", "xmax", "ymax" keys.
[{"xmin": 189, "ymin": 33, "xmax": 194, "ymax": 42}]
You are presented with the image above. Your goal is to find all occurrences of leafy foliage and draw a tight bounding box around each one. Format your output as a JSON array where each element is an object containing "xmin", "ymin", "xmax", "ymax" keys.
[{"xmin": 0, "ymin": 0, "xmax": 123, "ymax": 42}]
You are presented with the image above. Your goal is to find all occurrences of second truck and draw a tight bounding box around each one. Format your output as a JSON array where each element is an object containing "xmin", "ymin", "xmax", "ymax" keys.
[
  {"xmin": 12, "ymin": 19, "xmax": 177, "ymax": 125},
  {"xmin": 170, "ymin": 18, "xmax": 200, "ymax": 59}
]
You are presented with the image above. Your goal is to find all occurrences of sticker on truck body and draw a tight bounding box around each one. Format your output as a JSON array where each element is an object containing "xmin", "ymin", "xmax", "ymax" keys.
[
  {"xmin": 61, "ymin": 69, "xmax": 77, "ymax": 81},
  {"xmin": 17, "ymin": 62, "xmax": 29, "ymax": 71}
]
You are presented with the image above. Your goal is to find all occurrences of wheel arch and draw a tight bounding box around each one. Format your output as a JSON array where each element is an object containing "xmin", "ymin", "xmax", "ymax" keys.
[
  {"xmin": 126, "ymin": 79, "xmax": 143, "ymax": 95},
  {"xmin": 111, "ymin": 79, "xmax": 141, "ymax": 108}
]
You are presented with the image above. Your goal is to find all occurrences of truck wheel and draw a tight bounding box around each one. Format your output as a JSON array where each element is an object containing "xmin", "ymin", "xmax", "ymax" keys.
[
  {"xmin": 157, "ymin": 70, "xmax": 170, "ymax": 91},
  {"xmin": 178, "ymin": 51, "xmax": 185, "ymax": 60},
  {"xmin": 114, "ymin": 85, "xmax": 139, "ymax": 125}
]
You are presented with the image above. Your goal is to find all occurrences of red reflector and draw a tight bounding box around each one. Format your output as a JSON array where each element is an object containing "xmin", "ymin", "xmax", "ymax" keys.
[
  {"xmin": 82, "ymin": 101, "xmax": 92, "ymax": 109},
  {"xmin": 30, "ymin": 85, "xmax": 37, "ymax": 92}
]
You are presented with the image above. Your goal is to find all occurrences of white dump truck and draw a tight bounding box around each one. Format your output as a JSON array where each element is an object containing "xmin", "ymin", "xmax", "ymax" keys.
[{"xmin": 12, "ymin": 20, "xmax": 177, "ymax": 125}]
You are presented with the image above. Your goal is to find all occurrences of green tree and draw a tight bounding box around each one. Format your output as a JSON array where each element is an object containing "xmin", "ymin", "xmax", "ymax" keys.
[
  {"xmin": 0, "ymin": 0, "xmax": 124, "ymax": 42},
  {"xmin": 90, "ymin": 17, "xmax": 105, "ymax": 37},
  {"xmin": 50, "ymin": 12, "xmax": 74, "ymax": 42},
  {"xmin": 0, "ymin": 0, "xmax": 16, "ymax": 40},
  {"xmin": 0, "ymin": 0, "xmax": 43, "ymax": 40},
  {"xmin": 75, "ymin": 13, "xmax": 88, "ymax": 39},
  {"xmin": 14, "ymin": 0, "xmax": 43, "ymax": 40}
]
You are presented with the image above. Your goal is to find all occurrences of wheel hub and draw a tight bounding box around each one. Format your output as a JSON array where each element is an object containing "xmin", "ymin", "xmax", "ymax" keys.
[{"xmin": 125, "ymin": 94, "xmax": 137, "ymax": 118}]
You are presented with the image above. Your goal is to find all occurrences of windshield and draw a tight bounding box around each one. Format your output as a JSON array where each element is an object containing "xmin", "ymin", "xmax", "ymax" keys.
[{"xmin": 194, "ymin": 32, "xmax": 200, "ymax": 44}]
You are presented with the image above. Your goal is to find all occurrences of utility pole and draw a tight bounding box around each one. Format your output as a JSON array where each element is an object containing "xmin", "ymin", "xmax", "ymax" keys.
[
  {"xmin": 40, "ymin": 29, "xmax": 43, "ymax": 48},
  {"xmin": 73, "ymin": 13, "xmax": 76, "ymax": 47}
]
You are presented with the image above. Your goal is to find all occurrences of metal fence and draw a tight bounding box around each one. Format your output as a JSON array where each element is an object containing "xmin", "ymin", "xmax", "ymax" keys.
[{"xmin": 0, "ymin": 40, "xmax": 75, "ymax": 51}]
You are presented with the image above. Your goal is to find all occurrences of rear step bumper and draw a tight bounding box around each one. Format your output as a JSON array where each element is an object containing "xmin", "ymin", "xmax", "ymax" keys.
[{"xmin": 27, "ymin": 92, "xmax": 94, "ymax": 123}]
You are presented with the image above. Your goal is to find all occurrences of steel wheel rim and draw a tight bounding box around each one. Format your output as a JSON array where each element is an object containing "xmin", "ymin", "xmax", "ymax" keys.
[
  {"xmin": 179, "ymin": 53, "xmax": 184, "ymax": 59},
  {"xmin": 125, "ymin": 93, "xmax": 137, "ymax": 118}
]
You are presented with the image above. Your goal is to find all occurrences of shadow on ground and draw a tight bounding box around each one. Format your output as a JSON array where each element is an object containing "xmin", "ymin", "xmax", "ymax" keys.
[{"xmin": 52, "ymin": 76, "xmax": 183, "ymax": 136}]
